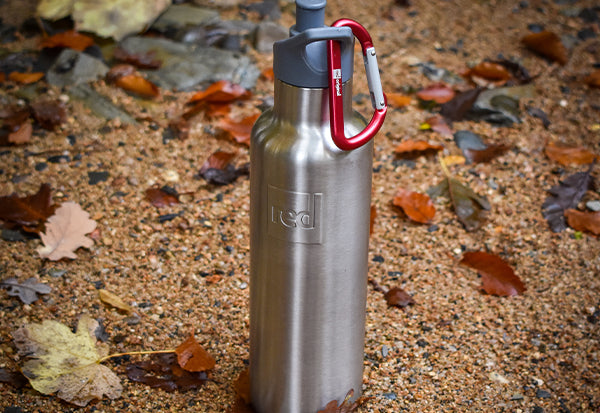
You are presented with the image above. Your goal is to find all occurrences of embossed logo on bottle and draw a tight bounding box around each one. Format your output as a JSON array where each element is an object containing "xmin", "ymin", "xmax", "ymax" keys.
[{"xmin": 268, "ymin": 185, "xmax": 322, "ymax": 244}]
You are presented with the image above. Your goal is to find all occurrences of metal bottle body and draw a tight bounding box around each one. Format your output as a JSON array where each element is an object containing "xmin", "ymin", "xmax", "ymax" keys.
[{"xmin": 249, "ymin": 79, "xmax": 372, "ymax": 413}]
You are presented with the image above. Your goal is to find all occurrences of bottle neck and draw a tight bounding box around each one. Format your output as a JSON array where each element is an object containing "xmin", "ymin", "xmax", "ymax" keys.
[{"xmin": 273, "ymin": 79, "xmax": 353, "ymax": 125}]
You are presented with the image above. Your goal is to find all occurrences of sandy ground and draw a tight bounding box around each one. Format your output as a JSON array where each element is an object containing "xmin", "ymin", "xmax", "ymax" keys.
[{"xmin": 1, "ymin": 0, "xmax": 599, "ymax": 412}]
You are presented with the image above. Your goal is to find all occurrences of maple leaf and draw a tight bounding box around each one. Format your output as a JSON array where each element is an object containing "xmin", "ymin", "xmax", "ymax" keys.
[
  {"xmin": 37, "ymin": 202, "xmax": 97, "ymax": 260},
  {"xmin": 542, "ymin": 163, "xmax": 595, "ymax": 232},
  {"xmin": 0, "ymin": 183, "xmax": 55, "ymax": 232},
  {"xmin": 12, "ymin": 315, "xmax": 122, "ymax": 406},
  {"xmin": 1, "ymin": 277, "xmax": 52, "ymax": 304},
  {"xmin": 460, "ymin": 251, "xmax": 526, "ymax": 296}
]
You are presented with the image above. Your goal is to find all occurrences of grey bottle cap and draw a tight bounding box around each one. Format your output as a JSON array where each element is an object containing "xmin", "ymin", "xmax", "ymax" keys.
[{"xmin": 273, "ymin": 0, "xmax": 354, "ymax": 88}]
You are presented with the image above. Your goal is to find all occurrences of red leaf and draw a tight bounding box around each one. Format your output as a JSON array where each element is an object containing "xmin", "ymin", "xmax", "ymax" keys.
[
  {"xmin": 394, "ymin": 139, "xmax": 443, "ymax": 159},
  {"xmin": 385, "ymin": 287, "xmax": 415, "ymax": 308},
  {"xmin": 460, "ymin": 251, "xmax": 526, "ymax": 296},
  {"xmin": 0, "ymin": 183, "xmax": 55, "ymax": 232},
  {"xmin": 217, "ymin": 113, "xmax": 260, "ymax": 146},
  {"xmin": 145, "ymin": 186, "xmax": 180, "ymax": 208},
  {"xmin": 392, "ymin": 188, "xmax": 435, "ymax": 224},
  {"xmin": 40, "ymin": 30, "xmax": 94, "ymax": 51},
  {"xmin": 521, "ymin": 31, "xmax": 568, "ymax": 65},
  {"xmin": 545, "ymin": 142, "xmax": 597, "ymax": 166},
  {"xmin": 8, "ymin": 72, "xmax": 44, "ymax": 84},
  {"xmin": 175, "ymin": 334, "xmax": 216, "ymax": 372},
  {"xmin": 113, "ymin": 47, "xmax": 162, "ymax": 69},
  {"xmin": 31, "ymin": 100, "xmax": 67, "ymax": 130},
  {"xmin": 585, "ymin": 70, "xmax": 600, "ymax": 88},
  {"xmin": 416, "ymin": 84, "xmax": 455, "ymax": 103},
  {"xmin": 189, "ymin": 80, "xmax": 251, "ymax": 104},
  {"xmin": 565, "ymin": 209, "xmax": 600, "ymax": 235}
]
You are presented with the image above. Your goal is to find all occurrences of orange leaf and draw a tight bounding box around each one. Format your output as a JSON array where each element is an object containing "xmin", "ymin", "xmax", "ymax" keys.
[
  {"xmin": 565, "ymin": 209, "xmax": 600, "ymax": 235},
  {"xmin": 416, "ymin": 84, "xmax": 455, "ymax": 103},
  {"xmin": 144, "ymin": 186, "xmax": 180, "ymax": 208},
  {"xmin": 521, "ymin": 31, "xmax": 568, "ymax": 65},
  {"xmin": 392, "ymin": 188, "xmax": 435, "ymax": 224},
  {"xmin": 8, "ymin": 72, "xmax": 44, "ymax": 84},
  {"xmin": 545, "ymin": 142, "xmax": 597, "ymax": 166},
  {"xmin": 199, "ymin": 150, "xmax": 236, "ymax": 174},
  {"xmin": 463, "ymin": 144, "xmax": 510, "ymax": 163},
  {"xmin": 261, "ymin": 67, "xmax": 274, "ymax": 81},
  {"xmin": 585, "ymin": 70, "xmax": 600, "ymax": 88},
  {"xmin": 0, "ymin": 72, "xmax": 5, "ymax": 82},
  {"xmin": 386, "ymin": 93, "xmax": 411, "ymax": 107},
  {"xmin": 460, "ymin": 251, "xmax": 526, "ymax": 296},
  {"xmin": 233, "ymin": 369, "xmax": 251, "ymax": 404},
  {"xmin": 467, "ymin": 62, "xmax": 511, "ymax": 81},
  {"xmin": 217, "ymin": 113, "xmax": 260, "ymax": 146},
  {"xmin": 189, "ymin": 80, "xmax": 251, "ymax": 104},
  {"xmin": 114, "ymin": 74, "xmax": 159, "ymax": 99},
  {"xmin": 369, "ymin": 204, "xmax": 376, "ymax": 235},
  {"xmin": 40, "ymin": 30, "xmax": 94, "ymax": 51},
  {"xmin": 8, "ymin": 122, "xmax": 32, "ymax": 144},
  {"xmin": 385, "ymin": 286, "xmax": 415, "ymax": 308},
  {"xmin": 394, "ymin": 139, "xmax": 443, "ymax": 159},
  {"xmin": 175, "ymin": 335, "xmax": 216, "ymax": 372}
]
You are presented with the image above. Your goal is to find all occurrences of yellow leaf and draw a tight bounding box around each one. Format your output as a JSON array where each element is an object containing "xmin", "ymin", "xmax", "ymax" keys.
[
  {"xmin": 441, "ymin": 155, "xmax": 466, "ymax": 166},
  {"xmin": 37, "ymin": 0, "xmax": 75, "ymax": 20},
  {"xmin": 98, "ymin": 289, "xmax": 133, "ymax": 314},
  {"xmin": 12, "ymin": 315, "xmax": 122, "ymax": 406}
]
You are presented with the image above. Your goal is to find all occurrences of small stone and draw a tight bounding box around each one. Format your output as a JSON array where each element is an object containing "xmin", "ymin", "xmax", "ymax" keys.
[
  {"xmin": 489, "ymin": 371, "xmax": 509, "ymax": 384},
  {"xmin": 536, "ymin": 389, "xmax": 551, "ymax": 398},
  {"xmin": 48, "ymin": 269, "xmax": 67, "ymax": 278},
  {"xmin": 46, "ymin": 49, "xmax": 109, "ymax": 87},
  {"xmin": 35, "ymin": 162, "xmax": 47, "ymax": 171},
  {"xmin": 372, "ymin": 255, "xmax": 384, "ymax": 263},
  {"xmin": 151, "ymin": 4, "xmax": 218, "ymax": 31},
  {"xmin": 239, "ymin": 282, "xmax": 248, "ymax": 289},
  {"xmin": 1, "ymin": 229, "xmax": 25, "ymax": 242},
  {"xmin": 382, "ymin": 392, "xmax": 397, "ymax": 400},
  {"xmin": 510, "ymin": 393, "xmax": 524, "ymax": 400},
  {"xmin": 454, "ymin": 130, "xmax": 487, "ymax": 151},
  {"xmin": 416, "ymin": 339, "xmax": 428, "ymax": 347},
  {"xmin": 88, "ymin": 171, "xmax": 110, "ymax": 185},
  {"xmin": 586, "ymin": 200, "xmax": 600, "ymax": 212},
  {"xmin": 532, "ymin": 406, "xmax": 545, "ymax": 413},
  {"xmin": 381, "ymin": 344, "xmax": 389, "ymax": 358}
]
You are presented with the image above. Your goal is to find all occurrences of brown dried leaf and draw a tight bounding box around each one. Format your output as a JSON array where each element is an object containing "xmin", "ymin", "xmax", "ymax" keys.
[
  {"xmin": 37, "ymin": 202, "xmax": 97, "ymax": 260},
  {"xmin": 189, "ymin": 80, "xmax": 251, "ymax": 104},
  {"xmin": 416, "ymin": 84, "xmax": 455, "ymax": 103},
  {"xmin": 463, "ymin": 144, "xmax": 510, "ymax": 163},
  {"xmin": 385, "ymin": 287, "xmax": 415, "ymax": 308},
  {"xmin": 98, "ymin": 289, "xmax": 133, "ymax": 314},
  {"xmin": 440, "ymin": 88, "xmax": 483, "ymax": 122},
  {"xmin": 394, "ymin": 139, "xmax": 443, "ymax": 159},
  {"xmin": 466, "ymin": 62, "xmax": 511, "ymax": 85},
  {"xmin": 114, "ymin": 74, "xmax": 160, "ymax": 99},
  {"xmin": 145, "ymin": 186, "xmax": 180, "ymax": 208},
  {"xmin": 0, "ymin": 367, "xmax": 28, "ymax": 389},
  {"xmin": 392, "ymin": 188, "xmax": 435, "ymax": 224},
  {"xmin": 113, "ymin": 47, "xmax": 162, "ymax": 69},
  {"xmin": 318, "ymin": 389, "xmax": 370, "ymax": 413},
  {"xmin": 233, "ymin": 369, "xmax": 251, "ymax": 404},
  {"xmin": 545, "ymin": 142, "xmax": 597, "ymax": 166},
  {"xmin": 31, "ymin": 100, "xmax": 67, "ymax": 130},
  {"xmin": 217, "ymin": 113, "xmax": 260, "ymax": 146},
  {"xmin": 565, "ymin": 209, "xmax": 600, "ymax": 235},
  {"xmin": 40, "ymin": 30, "xmax": 94, "ymax": 51},
  {"xmin": 585, "ymin": 70, "xmax": 600, "ymax": 88},
  {"xmin": 261, "ymin": 67, "xmax": 274, "ymax": 81},
  {"xmin": 8, "ymin": 121, "xmax": 32, "ymax": 144},
  {"xmin": 423, "ymin": 115, "xmax": 452, "ymax": 136},
  {"xmin": 1, "ymin": 277, "xmax": 52, "ymax": 304},
  {"xmin": 8, "ymin": 72, "xmax": 44, "ymax": 84},
  {"xmin": 386, "ymin": 93, "xmax": 411, "ymax": 107},
  {"xmin": 521, "ymin": 31, "xmax": 568, "ymax": 65},
  {"xmin": 175, "ymin": 335, "xmax": 216, "ymax": 372},
  {"xmin": 0, "ymin": 183, "xmax": 55, "ymax": 232},
  {"xmin": 126, "ymin": 353, "xmax": 208, "ymax": 392},
  {"xmin": 460, "ymin": 251, "xmax": 526, "ymax": 296},
  {"xmin": 370, "ymin": 205, "xmax": 376, "ymax": 235}
]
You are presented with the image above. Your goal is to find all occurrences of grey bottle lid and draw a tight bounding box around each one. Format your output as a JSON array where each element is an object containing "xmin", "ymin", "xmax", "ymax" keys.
[{"xmin": 273, "ymin": 0, "xmax": 354, "ymax": 88}]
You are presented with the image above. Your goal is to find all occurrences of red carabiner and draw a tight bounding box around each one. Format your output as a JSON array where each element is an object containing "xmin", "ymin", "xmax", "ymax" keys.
[{"xmin": 327, "ymin": 19, "xmax": 387, "ymax": 151}]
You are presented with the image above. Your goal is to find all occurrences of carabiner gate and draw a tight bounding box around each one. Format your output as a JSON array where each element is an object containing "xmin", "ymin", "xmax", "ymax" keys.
[{"xmin": 327, "ymin": 19, "xmax": 387, "ymax": 151}]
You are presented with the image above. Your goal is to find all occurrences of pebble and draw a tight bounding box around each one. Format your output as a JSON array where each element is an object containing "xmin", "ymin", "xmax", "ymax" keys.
[
  {"xmin": 586, "ymin": 200, "xmax": 600, "ymax": 211},
  {"xmin": 382, "ymin": 392, "xmax": 397, "ymax": 400},
  {"xmin": 536, "ymin": 389, "xmax": 551, "ymax": 398},
  {"xmin": 88, "ymin": 171, "xmax": 110, "ymax": 185},
  {"xmin": 151, "ymin": 4, "xmax": 218, "ymax": 31},
  {"xmin": 381, "ymin": 344, "xmax": 389, "ymax": 358},
  {"xmin": 47, "ymin": 269, "xmax": 67, "ymax": 278},
  {"xmin": 46, "ymin": 49, "xmax": 109, "ymax": 87},
  {"xmin": 238, "ymin": 282, "xmax": 248, "ymax": 290},
  {"xmin": 532, "ymin": 406, "xmax": 545, "ymax": 413}
]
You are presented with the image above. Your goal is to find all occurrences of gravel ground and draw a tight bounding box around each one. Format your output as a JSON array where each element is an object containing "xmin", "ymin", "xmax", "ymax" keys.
[{"xmin": 1, "ymin": 0, "xmax": 599, "ymax": 412}]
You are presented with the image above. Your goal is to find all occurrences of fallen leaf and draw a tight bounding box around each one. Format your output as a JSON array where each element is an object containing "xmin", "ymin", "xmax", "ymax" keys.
[
  {"xmin": 440, "ymin": 88, "xmax": 483, "ymax": 122},
  {"xmin": 189, "ymin": 80, "xmax": 251, "ymax": 104},
  {"xmin": 126, "ymin": 353, "xmax": 208, "ymax": 392},
  {"xmin": 8, "ymin": 72, "xmax": 44, "ymax": 84},
  {"xmin": 467, "ymin": 61, "xmax": 511, "ymax": 82},
  {"xmin": 113, "ymin": 47, "xmax": 162, "ymax": 69},
  {"xmin": 492, "ymin": 58, "xmax": 533, "ymax": 84},
  {"xmin": 40, "ymin": 30, "xmax": 94, "ymax": 51},
  {"xmin": 460, "ymin": 251, "xmax": 526, "ymax": 296},
  {"xmin": 422, "ymin": 115, "xmax": 452, "ymax": 136},
  {"xmin": 116, "ymin": 74, "xmax": 160, "ymax": 99},
  {"xmin": 12, "ymin": 315, "xmax": 123, "ymax": 406},
  {"xmin": 370, "ymin": 204, "xmax": 376, "ymax": 235},
  {"xmin": 8, "ymin": 122, "xmax": 32, "ymax": 144},
  {"xmin": 542, "ymin": 164, "xmax": 595, "ymax": 232},
  {"xmin": 565, "ymin": 209, "xmax": 600, "ymax": 235},
  {"xmin": 175, "ymin": 335, "xmax": 216, "ymax": 372},
  {"xmin": 98, "ymin": 289, "xmax": 133, "ymax": 314},
  {"xmin": 394, "ymin": 139, "xmax": 443, "ymax": 159},
  {"xmin": 234, "ymin": 369, "xmax": 251, "ymax": 404},
  {"xmin": 198, "ymin": 151, "xmax": 248, "ymax": 185},
  {"xmin": 31, "ymin": 100, "xmax": 68, "ymax": 130},
  {"xmin": 37, "ymin": 202, "xmax": 97, "ymax": 260},
  {"xmin": 0, "ymin": 183, "xmax": 55, "ymax": 232},
  {"xmin": 385, "ymin": 286, "xmax": 416, "ymax": 308},
  {"xmin": 217, "ymin": 113, "xmax": 260, "ymax": 146},
  {"xmin": 428, "ymin": 177, "xmax": 490, "ymax": 231},
  {"xmin": 200, "ymin": 150, "xmax": 236, "ymax": 171},
  {"xmin": 145, "ymin": 186, "xmax": 180, "ymax": 208},
  {"xmin": 416, "ymin": 84, "xmax": 455, "ymax": 104},
  {"xmin": 585, "ymin": 70, "xmax": 600, "ymax": 88},
  {"xmin": 318, "ymin": 389, "xmax": 370, "ymax": 413},
  {"xmin": 392, "ymin": 188, "xmax": 435, "ymax": 224},
  {"xmin": 386, "ymin": 93, "xmax": 411, "ymax": 107},
  {"xmin": 1, "ymin": 277, "xmax": 52, "ymax": 304},
  {"xmin": 545, "ymin": 142, "xmax": 597, "ymax": 166},
  {"xmin": 441, "ymin": 155, "xmax": 466, "ymax": 166},
  {"xmin": 0, "ymin": 367, "xmax": 29, "ymax": 389},
  {"xmin": 261, "ymin": 67, "xmax": 274, "ymax": 81},
  {"xmin": 521, "ymin": 30, "xmax": 568, "ymax": 65},
  {"xmin": 463, "ymin": 144, "xmax": 510, "ymax": 163},
  {"xmin": 227, "ymin": 397, "xmax": 256, "ymax": 413}
]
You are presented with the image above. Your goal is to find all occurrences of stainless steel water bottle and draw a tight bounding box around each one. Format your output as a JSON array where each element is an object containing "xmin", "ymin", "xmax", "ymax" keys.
[{"xmin": 249, "ymin": 1, "xmax": 387, "ymax": 412}]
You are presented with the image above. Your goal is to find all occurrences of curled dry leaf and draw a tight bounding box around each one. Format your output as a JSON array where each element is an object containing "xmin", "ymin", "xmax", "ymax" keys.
[
  {"xmin": 261, "ymin": 67, "xmax": 275, "ymax": 81},
  {"xmin": 217, "ymin": 113, "xmax": 260, "ymax": 146},
  {"xmin": 467, "ymin": 61, "xmax": 511, "ymax": 82},
  {"xmin": 145, "ymin": 186, "xmax": 180, "ymax": 208},
  {"xmin": 234, "ymin": 369, "xmax": 251, "ymax": 404},
  {"xmin": 37, "ymin": 202, "xmax": 97, "ymax": 260},
  {"xmin": 416, "ymin": 84, "xmax": 455, "ymax": 104},
  {"xmin": 12, "ymin": 315, "xmax": 122, "ymax": 406},
  {"xmin": 460, "ymin": 251, "xmax": 526, "ymax": 296},
  {"xmin": 189, "ymin": 80, "xmax": 251, "ymax": 104},
  {"xmin": 98, "ymin": 289, "xmax": 133, "ymax": 314},
  {"xmin": 544, "ymin": 142, "xmax": 597, "ymax": 166},
  {"xmin": 0, "ymin": 183, "xmax": 55, "ymax": 232},
  {"xmin": 126, "ymin": 353, "xmax": 208, "ymax": 392},
  {"xmin": 175, "ymin": 334, "xmax": 216, "ymax": 372},
  {"xmin": 463, "ymin": 144, "xmax": 510, "ymax": 164},
  {"xmin": 565, "ymin": 209, "xmax": 600, "ymax": 235},
  {"xmin": 386, "ymin": 93, "xmax": 411, "ymax": 107},
  {"xmin": 40, "ymin": 30, "xmax": 94, "ymax": 51},
  {"xmin": 8, "ymin": 72, "xmax": 44, "ymax": 84},
  {"xmin": 392, "ymin": 188, "xmax": 435, "ymax": 224},
  {"xmin": 521, "ymin": 30, "xmax": 568, "ymax": 65},
  {"xmin": 198, "ymin": 151, "xmax": 248, "ymax": 185},
  {"xmin": 0, "ymin": 367, "xmax": 28, "ymax": 389},
  {"xmin": 394, "ymin": 139, "xmax": 443, "ymax": 159},
  {"xmin": 585, "ymin": 70, "xmax": 600, "ymax": 88},
  {"xmin": 1, "ymin": 277, "xmax": 52, "ymax": 304},
  {"xmin": 385, "ymin": 286, "xmax": 415, "ymax": 308}
]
